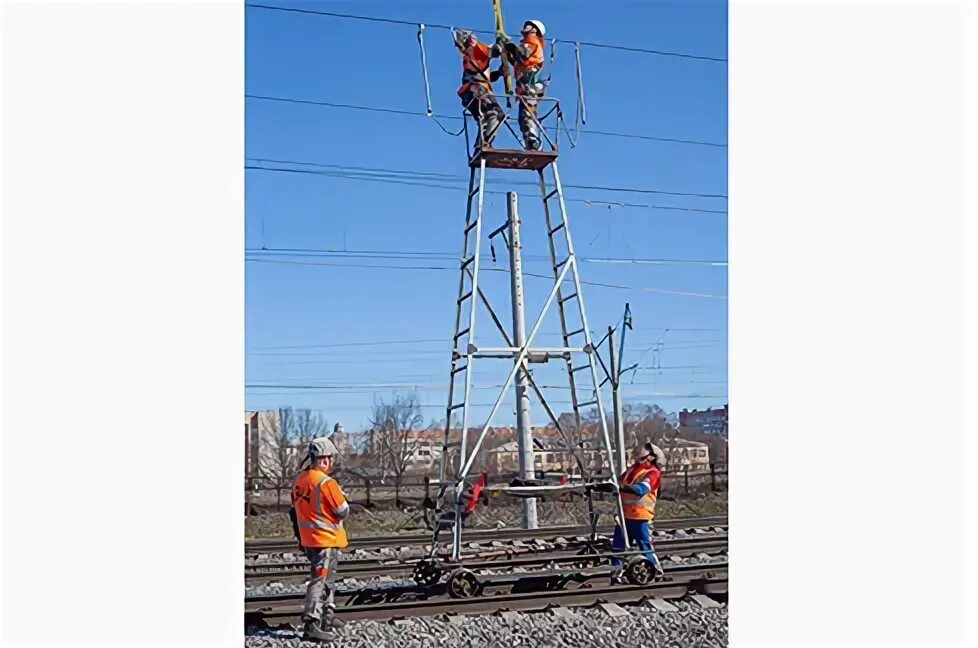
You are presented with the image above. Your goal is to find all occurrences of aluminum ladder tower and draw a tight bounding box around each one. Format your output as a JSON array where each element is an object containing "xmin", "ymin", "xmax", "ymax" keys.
[{"xmin": 431, "ymin": 99, "xmax": 629, "ymax": 562}]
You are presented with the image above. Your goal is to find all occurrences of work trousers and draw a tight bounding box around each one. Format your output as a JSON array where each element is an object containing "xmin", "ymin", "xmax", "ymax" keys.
[
  {"xmin": 611, "ymin": 518, "xmax": 660, "ymax": 567},
  {"xmin": 516, "ymin": 88, "xmax": 541, "ymax": 150},
  {"xmin": 301, "ymin": 546, "xmax": 339, "ymax": 623},
  {"xmin": 460, "ymin": 86, "xmax": 504, "ymax": 147}
]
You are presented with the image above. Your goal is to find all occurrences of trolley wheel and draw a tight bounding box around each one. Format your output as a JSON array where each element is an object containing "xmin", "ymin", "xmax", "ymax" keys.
[
  {"xmin": 447, "ymin": 569, "xmax": 481, "ymax": 599},
  {"xmin": 412, "ymin": 559, "xmax": 443, "ymax": 587},
  {"xmin": 624, "ymin": 557, "xmax": 654, "ymax": 586}
]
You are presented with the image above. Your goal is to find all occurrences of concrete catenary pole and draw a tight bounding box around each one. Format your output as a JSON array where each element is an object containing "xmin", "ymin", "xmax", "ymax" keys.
[{"xmin": 508, "ymin": 192, "xmax": 538, "ymax": 529}]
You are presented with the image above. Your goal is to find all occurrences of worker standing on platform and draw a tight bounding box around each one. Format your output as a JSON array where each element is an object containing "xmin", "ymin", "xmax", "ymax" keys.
[
  {"xmin": 290, "ymin": 437, "xmax": 350, "ymax": 642},
  {"xmin": 611, "ymin": 442, "xmax": 666, "ymax": 579},
  {"xmin": 453, "ymin": 28, "xmax": 505, "ymax": 147},
  {"xmin": 502, "ymin": 20, "xmax": 546, "ymax": 150}
]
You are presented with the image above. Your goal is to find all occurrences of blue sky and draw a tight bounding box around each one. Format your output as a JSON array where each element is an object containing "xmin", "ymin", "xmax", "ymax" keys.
[{"xmin": 245, "ymin": 0, "xmax": 728, "ymax": 430}]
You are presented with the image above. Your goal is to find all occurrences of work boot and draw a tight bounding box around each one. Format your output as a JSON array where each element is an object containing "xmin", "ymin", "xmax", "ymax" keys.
[
  {"xmin": 321, "ymin": 607, "xmax": 345, "ymax": 630},
  {"xmin": 651, "ymin": 560, "xmax": 666, "ymax": 580},
  {"xmin": 524, "ymin": 136, "xmax": 541, "ymax": 151},
  {"xmin": 301, "ymin": 620, "xmax": 334, "ymax": 643}
]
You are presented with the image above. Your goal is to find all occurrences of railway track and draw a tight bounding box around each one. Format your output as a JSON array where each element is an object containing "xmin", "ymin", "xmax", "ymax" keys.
[
  {"xmin": 245, "ymin": 534, "xmax": 727, "ymax": 583},
  {"xmin": 244, "ymin": 515, "xmax": 727, "ymax": 555},
  {"xmin": 246, "ymin": 561, "xmax": 727, "ymax": 625}
]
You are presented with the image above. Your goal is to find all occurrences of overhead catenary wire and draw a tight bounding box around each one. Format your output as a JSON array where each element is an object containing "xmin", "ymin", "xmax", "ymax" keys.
[
  {"xmin": 245, "ymin": 245, "xmax": 728, "ymax": 267},
  {"xmin": 244, "ymin": 257, "xmax": 728, "ymax": 300},
  {"xmin": 245, "ymin": 159, "xmax": 726, "ymax": 214},
  {"xmin": 244, "ymin": 3, "xmax": 728, "ymax": 63},
  {"xmin": 246, "ymin": 94, "xmax": 727, "ymax": 149},
  {"xmin": 245, "ymin": 160, "xmax": 727, "ymax": 200}
]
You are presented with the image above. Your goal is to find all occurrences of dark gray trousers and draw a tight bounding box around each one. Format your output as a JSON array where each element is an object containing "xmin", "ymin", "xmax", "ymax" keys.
[{"xmin": 301, "ymin": 547, "xmax": 339, "ymax": 622}]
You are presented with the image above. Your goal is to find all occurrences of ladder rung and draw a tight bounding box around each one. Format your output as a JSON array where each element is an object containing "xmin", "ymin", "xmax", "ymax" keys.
[
  {"xmin": 578, "ymin": 399, "xmax": 598, "ymax": 408},
  {"xmin": 559, "ymin": 292, "xmax": 578, "ymax": 304},
  {"xmin": 442, "ymin": 442, "xmax": 463, "ymax": 448},
  {"xmin": 452, "ymin": 364, "xmax": 468, "ymax": 375},
  {"xmin": 454, "ymin": 327, "xmax": 470, "ymax": 340},
  {"xmin": 567, "ymin": 327, "xmax": 585, "ymax": 337},
  {"xmin": 554, "ymin": 258, "xmax": 569, "ymax": 270},
  {"xmin": 570, "ymin": 364, "xmax": 590, "ymax": 373},
  {"xmin": 460, "ymin": 255, "xmax": 475, "ymax": 269},
  {"xmin": 458, "ymin": 291, "xmax": 473, "ymax": 304},
  {"xmin": 469, "ymin": 186, "xmax": 481, "ymax": 198},
  {"xmin": 448, "ymin": 403, "xmax": 465, "ymax": 411},
  {"xmin": 549, "ymin": 223, "xmax": 565, "ymax": 236},
  {"xmin": 464, "ymin": 219, "xmax": 479, "ymax": 233},
  {"xmin": 544, "ymin": 188, "xmax": 559, "ymax": 201}
]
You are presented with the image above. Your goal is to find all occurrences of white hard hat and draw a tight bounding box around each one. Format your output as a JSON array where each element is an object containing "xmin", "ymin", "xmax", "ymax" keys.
[
  {"xmin": 633, "ymin": 442, "xmax": 666, "ymax": 466},
  {"xmin": 525, "ymin": 20, "xmax": 546, "ymax": 37},
  {"xmin": 308, "ymin": 437, "xmax": 340, "ymax": 459}
]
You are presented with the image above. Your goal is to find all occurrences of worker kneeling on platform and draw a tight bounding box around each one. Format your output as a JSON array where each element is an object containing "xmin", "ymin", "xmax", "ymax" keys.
[
  {"xmin": 290, "ymin": 437, "xmax": 349, "ymax": 642},
  {"xmin": 612, "ymin": 443, "xmax": 666, "ymax": 580},
  {"xmin": 453, "ymin": 29, "xmax": 505, "ymax": 147},
  {"xmin": 501, "ymin": 20, "xmax": 546, "ymax": 151}
]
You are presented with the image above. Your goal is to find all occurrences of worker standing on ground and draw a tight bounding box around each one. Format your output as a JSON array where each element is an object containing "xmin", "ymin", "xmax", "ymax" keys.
[
  {"xmin": 290, "ymin": 437, "xmax": 350, "ymax": 642},
  {"xmin": 611, "ymin": 442, "xmax": 666, "ymax": 579},
  {"xmin": 501, "ymin": 20, "xmax": 546, "ymax": 150},
  {"xmin": 453, "ymin": 28, "xmax": 505, "ymax": 147}
]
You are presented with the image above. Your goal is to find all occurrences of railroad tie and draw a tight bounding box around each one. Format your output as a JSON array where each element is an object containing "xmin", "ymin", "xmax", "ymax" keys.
[
  {"xmin": 550, "ymin": 607, "xmax": 577, "ymax": 619},
  {"xmin": 690, "ymin": 594, "xmax": 722, "ymax": 609},
  {"xmin": 599, "ymin": 603, "xmax": 630, "ymax": 618},
  {"xmin": 648, "ymin": 599, "xmax": 679, "ymax": 613}
]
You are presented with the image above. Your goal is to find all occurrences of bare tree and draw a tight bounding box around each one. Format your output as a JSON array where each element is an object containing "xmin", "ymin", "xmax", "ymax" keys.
[
  {"xmin": 368, "ymin": 392, "xmax": 427, "ymax": 507},
  {"xmin": 258, "ymin": 408, "xmax": 329, "ymax": 508}
]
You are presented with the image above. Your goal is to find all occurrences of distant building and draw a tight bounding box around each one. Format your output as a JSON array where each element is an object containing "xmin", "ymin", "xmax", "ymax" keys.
[
  {"xmin": 659, "ymin": 438, "xmax": 710, "ymax": 471},
  {"xmin": 489, "ymin": 439, "xmax": 607, "ymax": 475},
  {"xmin": 679, "ymin": 405, "xmax": 728, "ymax": 437},
  {"xmin": 245, "ymin": 410, "xmax": 283, "ymax": 480}
]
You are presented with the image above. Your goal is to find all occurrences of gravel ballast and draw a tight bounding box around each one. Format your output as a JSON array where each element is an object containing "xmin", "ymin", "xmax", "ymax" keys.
[{"xmin": 244, "ymin": 598, "xmax": 727, "ymax": 647}]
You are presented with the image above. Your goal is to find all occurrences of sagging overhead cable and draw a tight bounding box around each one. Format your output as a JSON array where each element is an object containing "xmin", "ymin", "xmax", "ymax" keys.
[{"xmin": 417, "ymin": 23, "xmax": 465, "ymax": 136}]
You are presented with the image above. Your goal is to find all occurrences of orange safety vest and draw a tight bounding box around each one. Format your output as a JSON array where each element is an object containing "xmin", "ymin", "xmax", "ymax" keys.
[
  {"xmin": 619, "ymin": 462, "xmax": 660, "ymax": 521},
  {"xmin": 291, "ymin": 467, "xmax": 349, "ymax": 549},
  {"xmin": 458, "ymin": 41, "xmax": 494, "ymax": 97},
  {"xmin": 513, "ymin": 34, "xmax": 543, "ymax": 93}
]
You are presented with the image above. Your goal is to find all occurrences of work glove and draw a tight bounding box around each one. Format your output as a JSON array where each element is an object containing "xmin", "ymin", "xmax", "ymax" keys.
[
  {"xmin": 591, "ymin": 481, "xmax": 618, "ymax": 494},
  {"xmin": 619, "ymin": 484, "xmax": 640, "ymax": 495},
  {"xmin": 496, "ymin": 33, "xmax": 511, "ymax": 45}
]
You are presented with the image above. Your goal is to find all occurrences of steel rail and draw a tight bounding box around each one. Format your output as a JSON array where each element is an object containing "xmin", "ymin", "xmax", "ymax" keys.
[
  {"xmin": 246, "ymin": 562, "xmax": 727, "ymax": 625},
  {"xmin": 245, "ymin": 515, "xmax": 728, "ymax": 554},
  {"xmin": 245, "ymin": 535, "xmax": 727, "ymax": 583}
]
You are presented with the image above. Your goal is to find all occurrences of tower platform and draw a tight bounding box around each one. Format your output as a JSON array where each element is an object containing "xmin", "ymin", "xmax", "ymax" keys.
[{"xmin": 468, "ymin": 146, "xmax": 558, "ymax": 170}]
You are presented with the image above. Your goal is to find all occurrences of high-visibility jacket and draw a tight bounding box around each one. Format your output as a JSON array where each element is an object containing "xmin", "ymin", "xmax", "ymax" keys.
[
  {"xmin": 291, "ymin": 467, "xmax": 349, "ymax": 549},
  {"xmin": 458, "ymin": 41, "xmax": 496, "ymax": 97},
  {"xmin": 618, "ymin": 461, "xmax": 661, "ymax": 522},
  {"xmin": 511, "ymin": 34, "xmax": 544, "ymax": 94}
]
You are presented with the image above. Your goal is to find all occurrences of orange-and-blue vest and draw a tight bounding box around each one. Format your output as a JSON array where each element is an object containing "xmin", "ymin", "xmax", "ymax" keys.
[
  {"xmin": 291, "ymin": 467, "xmax": 349, "ymax": 548},
  {"xmin": 619, "ymin": 461, "xmax": 661, "ymax": 521}
]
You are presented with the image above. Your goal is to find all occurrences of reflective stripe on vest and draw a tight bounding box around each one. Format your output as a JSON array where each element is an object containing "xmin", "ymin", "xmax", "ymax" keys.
[
  {"xmin": 312, "ymin": 474, "xmax": 343, "ymax": 530},
  {"xmin": 298, "ymin": 519, "xmax": 343, "ymax": 530}
]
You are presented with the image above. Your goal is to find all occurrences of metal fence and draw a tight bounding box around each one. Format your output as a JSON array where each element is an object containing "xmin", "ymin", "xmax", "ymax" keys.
[{"xmin": 244, "ymin": 464, "xmax": 728, "ymax": 514}]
